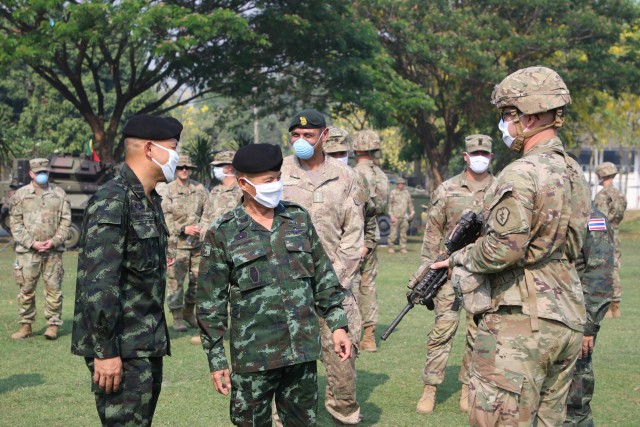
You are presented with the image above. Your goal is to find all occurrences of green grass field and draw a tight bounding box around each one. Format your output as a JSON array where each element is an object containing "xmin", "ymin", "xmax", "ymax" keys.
[{"xmin": 1, "ymin": 228, "xmax": 639, "ymax": 426}]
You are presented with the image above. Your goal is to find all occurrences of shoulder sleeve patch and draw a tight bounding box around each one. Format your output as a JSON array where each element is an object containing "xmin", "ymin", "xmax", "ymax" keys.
[{"xmin": 487, "ymin": 194, "xmax": 530, "ymax": 236}]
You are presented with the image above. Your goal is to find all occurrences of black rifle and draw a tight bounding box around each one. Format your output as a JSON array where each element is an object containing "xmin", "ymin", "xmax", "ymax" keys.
[{"xmin": 381, "ymin": 211, "xmax": 483, "ymax": 341}]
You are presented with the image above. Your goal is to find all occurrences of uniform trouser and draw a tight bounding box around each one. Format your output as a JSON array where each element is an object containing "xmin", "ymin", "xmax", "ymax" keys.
[
  {"xmin": 13, "ymin": 251, "xmax": 64, "ymax": 325},
  {"xmin": 355, "ymin": 247, "xmax": 378, "ymax": 328},
  {"xmin": 233, "ymin": 361, "xmax": 317, "ymax": 427},
  {"xmin": 166, "ymin": 247, "xmax": 200, "ymax": 310},
  {"xmin": 468, "ymin": 307, "xmax": 582, "ymax": 427},
  {"xmin": 389, "ymin": 218, "xmax": 409, "ymax": 250},
  {"xmin": 422, "ymin": 281, "xmax": 477, "ymax": 385},
  {"xmin": 564, "ymin": 336, "xmax": 598, "ymax": 427},
  {"xmin": 85, "ymin": 357, "xmax": 163, "ymax": 427},
  {"xmin": 612, "ymin": 229, "xmax": 621, "ymax": 302}
]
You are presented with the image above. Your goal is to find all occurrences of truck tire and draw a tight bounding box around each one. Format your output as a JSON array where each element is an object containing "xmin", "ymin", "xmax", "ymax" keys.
[
  {"xmin": 377, "ymin": 215, "xmax": 391, "ymax": 246},
  {"xmin": 65, "ymin": 222, "xmax": 82, "ymax": 250}
]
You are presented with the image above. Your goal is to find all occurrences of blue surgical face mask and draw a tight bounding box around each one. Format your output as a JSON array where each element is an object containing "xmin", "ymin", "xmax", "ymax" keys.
[
  {"xmin": 35, "ymin": 172, "xmax": 49, "ymax": 185},
  {"xmin": 293, "ymin": 130, "xmax": 325, "ymax": 160}
]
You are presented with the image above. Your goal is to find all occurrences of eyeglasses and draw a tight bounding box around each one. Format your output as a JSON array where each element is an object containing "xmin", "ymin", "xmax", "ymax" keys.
[
  {"xmin": 177, "ymin": 166, "xmax": 191, "ymax": 171},
  {"xmin": 500, "ymin": 109, "xmax": 521, "ymax": 122}
]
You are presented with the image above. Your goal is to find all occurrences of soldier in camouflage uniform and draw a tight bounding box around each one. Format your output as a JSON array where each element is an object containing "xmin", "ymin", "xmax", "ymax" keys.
[
  {"xmin": 9, "ymin": 158, "xmax": 71, "ymax": 340},
  {"xmin": 564, "ymin": 205, "xmax": 614, "ymax": 427},
  {"xmin": 352, "ymin": 130, "xmax": 389, "ymax": 353},
  {"xmin": 387, "ymin": 177, "xmax": 414, "ymax": 253},
  {"xmin": 197, "ymin": 144, "xmax": 351, "ymax": 426},
  {"xmin": 434, "ymin": 66, "xmax": 591, "ymax": 425},
  {"xmin": 281, "ymin": 110, "xmax": 365, "ymax": 426},
  {"xmin": 162, "ymin": 155, "xmax": 208, "ymax": 331},
  {"xmin": 594, "ymin": 162, "xmax": 626, "ymax": 318},
  {"xmin": 413, "ymin": 135, "xmax": 494, "ymax": 415},
  {"xmin": 72, "ymin": 115, "xmax": 182, "ymax": 426}
]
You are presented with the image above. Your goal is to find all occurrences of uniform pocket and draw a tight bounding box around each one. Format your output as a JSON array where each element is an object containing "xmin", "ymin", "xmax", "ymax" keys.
[
  {"xmin": 285, "ymin": 236, "xmax": 314, "ymax": 279},
  {"xmin": 230, "ymin": 238, "xmax": 271, "ymax": 292}
]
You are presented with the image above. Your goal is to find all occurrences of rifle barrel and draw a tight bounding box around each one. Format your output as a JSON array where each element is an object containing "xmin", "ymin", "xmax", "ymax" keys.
[{"xmin": 381, "ymin": 302, "xmax": 414, "ymax": 341}]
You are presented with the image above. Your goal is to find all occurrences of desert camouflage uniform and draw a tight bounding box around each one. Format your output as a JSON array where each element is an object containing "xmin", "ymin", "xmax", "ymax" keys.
[
  {"xmin": 593, "ymin": 186, "xmax": 626, "ymax": 303},
  {"xmin": 388, "ymin": 186, "xmax": 414, "ymax": 251},
  {"xmin": 565, "ymin": 206, "xmax": 614, "ymax": 427},
  {"xmin": 10, "ymin": 181, "xmax": 71, "ymax": 326},
  {"xmin": 450, "ymin": 137, "xmax": 591, "ymax": 426},
  {"xmin": 200, "ymin": 181, "xmax": 242, "ymax": 236},
  {"xmin": 71, "ymin": 164, "xmax": 171, "ymax": 427},
  {"xmin": 281, "ymin": 154, "xmax": 365, "ymax": 425},
  {"xmin": 353, "ymin": 159, "xmax": 387, "ymax": 330},
  {"xmin": 197, "ymin": 202, "xmax": 348, "ymax": 426},
  {"xmin": 420, "ymin": 171, "xmax": 494, "ymax": 387},
  {"xmin": 162, "ymin": 179, "xmax": 208, "ymax": 310}
]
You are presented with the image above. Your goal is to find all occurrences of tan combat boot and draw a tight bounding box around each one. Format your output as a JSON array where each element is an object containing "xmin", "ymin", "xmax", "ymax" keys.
[
  {"xmin": 190, "ymin": 335, "xmax": 202, "ymax": 345},
  {"xmin": 44, "ymin": 325, "xmax": 59, "ymax": 340},
  {"xmin": 604, "ymin": 307, "xmax": 613, "ymax": 319},
  {"xmin": 416, "ymin": 385, "xmax": 437, "ymax": 414},
  {"xmin": 183, "ymin": 303, "xmax": 198, "ymax": 328},
  {"xmin": 361, "ymin": 325, "xmax": 377, "ymax": 352},
  {"xmin": 459, "ymin": 384, "xmax": 469, "ymax": 412},
  {"xmin": 11, "ymin": 323, "xmax": 32, "ymax": 340},
  {"xmin": 388, "ymin": 247, "xmax": 395, "ymax": 254},
  {"xmin": 611, "ymin": 302, "xmax": 621, "ymax": 318},
  {"xmin": 172, "ymin": 310, "xmax": 187, "ymax": 332},
  {"xmin": 400, "ymin": 248, "xmax": 408, "ymax": 254}
]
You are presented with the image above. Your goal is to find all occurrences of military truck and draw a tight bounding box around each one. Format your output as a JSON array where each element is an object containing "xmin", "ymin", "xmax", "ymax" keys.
[{"xmin": 0, "ymin": 155, "xmax": 113, "ymax": 249}]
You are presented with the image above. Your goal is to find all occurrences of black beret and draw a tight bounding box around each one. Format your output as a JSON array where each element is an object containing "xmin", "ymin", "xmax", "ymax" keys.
[
  {"xmin": 288, "ymin": 109, "xmax": 326, "ymax": 132},
  {"xmin": 122, "ymin": 114, "xmax": 183, "ymax": 141},
  {"xmin": 233, "ymin": 144, "xmax": 283, "ymax": 173}
]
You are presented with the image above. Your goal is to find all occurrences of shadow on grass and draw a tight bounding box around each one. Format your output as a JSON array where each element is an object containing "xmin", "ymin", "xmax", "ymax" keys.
[
  {"xmin": 357, "ymin": 369, "xmax": 388, "ymax": 425},
  {"xmin": 435, "ymin": 364, "xmax": 464, "ymax": 405},
  {"xmin": 0, "ymin": 373, "xmax": 45, "ymax": 395}
]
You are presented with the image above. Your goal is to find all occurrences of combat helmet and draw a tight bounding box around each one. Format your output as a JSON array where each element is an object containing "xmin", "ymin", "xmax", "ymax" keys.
[
  {"xmin": 492, "ymin": 66, "xmax": 571, "ymax": 153},
  {"xmin": 596, "ymin": 162, "xmax": 618, "ymax": 179},
  {"xmin": 324, "ymin": 127, "xmax": 350, "ymax": 154},
  {"xmin": 352, "ymin": 130, "xmax": 381, "ymax": 153}
]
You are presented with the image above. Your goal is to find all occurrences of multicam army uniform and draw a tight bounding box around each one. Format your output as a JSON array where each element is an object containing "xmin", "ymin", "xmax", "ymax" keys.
[
  {"xmin": 388, "ymin": 184, "xmax": 415, "ymax": 251},
  {"xmin": 449, "ymin": 137, "xmax": 591, "ymax": 426},
  {"xmin": 71, "ymin": 164, "xmax": 171, "ymax": 426},
  {"xmin": 593, "ymin": 185, "xmax": 626, "ymax": 303},
  {"xmin": 197, "ymin": 202, "xmax": 348, "ymax": 426},
  {"xmin": 10, "ymin": 181, "xmax": 71, "ymax": 326},
  {"xmin": 281, "ymin": 154, "xmax": 365, "ymax": 425},
  {"xmin": 565, "ymin": 206, "xmax": 614, "ymax": 427},
  {"xmin": 162, "ymin": 178, "xmax": 208, "ymax": 311},
  {"xmin": 420, "ymin": 171, "xmax": 494, "ymax": 387},
  {"xmin": 200, "ymin": 181, "xmax": 242, "ymax": 236}
]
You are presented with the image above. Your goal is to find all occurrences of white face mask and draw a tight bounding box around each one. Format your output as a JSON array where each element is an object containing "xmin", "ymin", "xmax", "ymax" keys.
[
  {"xmin": 243, "ymin": 178, "xmax": 283, "ymax": 209},
  {"xmin": 337, "ymin": 155, "xmax": 349, "ymax": 165},
  {"xmin": 151, "ymin": 142, "xmax": 180, "ymax": 182},
  {"xmin": 467, "ymin": 154, "xmax": 491, "ymax": 173},
  {"xmin": 213, "ymin": 166, "xmax": 229, "ymax": 182},
  {"xmin": 498, "ymin": 119, "xmax": 515, "ymax": 149}
]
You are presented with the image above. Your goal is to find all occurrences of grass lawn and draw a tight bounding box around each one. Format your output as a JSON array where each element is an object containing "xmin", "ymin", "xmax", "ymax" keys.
[{"xmin": 0, "ymin": 227, "xmax": 639, "ymax": 426}]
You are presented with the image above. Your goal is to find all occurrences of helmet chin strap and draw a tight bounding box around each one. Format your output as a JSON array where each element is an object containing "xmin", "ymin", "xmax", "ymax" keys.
[{"xmin": 510, "ymin": 109, "xmax": 565, "ymax": 153}]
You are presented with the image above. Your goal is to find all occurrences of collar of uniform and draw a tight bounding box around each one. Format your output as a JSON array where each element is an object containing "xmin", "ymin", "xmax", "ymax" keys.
[
  {"xmin": 358, "ymin": 159, "xmax": 375, "ymax": 166},
  {"xmin": 288, "ymin": 154, "xmax": 339, "ymax": 182},
  {"xmin": 233, "ymin": 203, "xmax": 290, "ymax": 231},
  {"xmin": 523, "ymin": 136, "xmax": 564, "ymax": 158},
  {"xmin": 120, "ymin": 163, "xmax": 146, "ymax": 200},
  {"xmin": 221, "ymin": 180, "xmax": 239, "ymax": 192},
  {"xmin": 457, "ymin": 170, "xmax": 493, "ymax": 191}
]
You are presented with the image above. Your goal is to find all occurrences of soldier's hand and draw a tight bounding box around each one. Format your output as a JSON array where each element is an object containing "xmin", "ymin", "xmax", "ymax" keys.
[
  {"xmin": 332, "ymin": 328, "xmax": 352, "ymax": 362},
  {"xmin": 431, "ymin": 259, "xmax": 449, "ymax": 270},
  {"xmin": 580, "ymin": 336, "xmax": 595, "ymax": 359},
  {"xmin": 360, "ymin": 247, "xmax": 369, "ymax": 260},
  {"xmin": 40, "ymin": 240, "xmax": 53, "ymax": 251},
  {"xmin": 184, "ymin": 225, "xmax": 200, "ymax": 236},
  {"xmin": 211, "ymin": 369, "xmax": 231, "ymax": 395},
  {"xmin": 166, "ymin": 257, "xmax": 176, "ymax": 267},
  {"xmin": 390, "ymin": 216, "xmax": 397, "ymax": 223},
  {"xmin": 94, "ymin": 356, "xmax": 123, "ymax": 395},
  {"xmin": 31, "ymin": 241, "xmax": 46, "ymax": 251}
]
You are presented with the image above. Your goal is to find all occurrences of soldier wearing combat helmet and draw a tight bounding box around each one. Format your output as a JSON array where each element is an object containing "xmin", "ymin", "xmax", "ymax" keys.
[
  {"xmin": 594, "ymin": 161, "xmax": 627, "ymax": 317},
  {"xmin": 324, "ymin": 126, "xmax": 351, "ymax": 164},
  {"xmin": 432, "ymin": 66, "xmax": 591, "ymax": 425}
]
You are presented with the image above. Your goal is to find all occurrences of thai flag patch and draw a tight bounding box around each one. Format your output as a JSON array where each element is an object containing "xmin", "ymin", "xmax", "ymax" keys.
[{"xmin": 588, "ymin": 218, "xmax": 607, "ymax": 231}]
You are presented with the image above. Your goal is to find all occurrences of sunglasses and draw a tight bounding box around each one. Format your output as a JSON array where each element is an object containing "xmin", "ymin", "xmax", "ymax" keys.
[{"xmin": 177, "ymin": 166, "xmax": 191, "ymax": 171}]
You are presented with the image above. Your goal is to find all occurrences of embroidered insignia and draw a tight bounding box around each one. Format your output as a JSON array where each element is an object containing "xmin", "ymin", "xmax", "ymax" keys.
[
  {"xmin": 300, "ymin": 116, "xmax": 307, "ymax": 126},
  {"xmin": 588, "ymin": 218, "xmax": 607, "ymax": 231},
  {"xmin": 249, "ymin": 266, "xmax": 260, "ymax": 283},
  {"xmin": 496, "ymin": 207, "xmax": 510, "ymax": 226},
  {"xmin": 235, "ymin": 231, "xmax": 248, "ymax": 241}
]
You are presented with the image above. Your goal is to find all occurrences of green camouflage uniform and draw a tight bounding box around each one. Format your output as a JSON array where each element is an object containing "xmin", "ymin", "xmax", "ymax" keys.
[
  {"xmin": 200, "ymin": 181, "xmax": 243, "ymax": 235},
  {"xmin": 353, "ymin": 159, "xmax": 387, "ymax": 329},
  {"xmin": 71, "ymin": 164, "xmax": 171, "ymax": 427},
  {"xmin": 10, "ymin": 182, "xmax": 71, "ymax": 326},
  {"xmin": 449, "ymin": 137, "xmax": 591, "ymax": 426},
  {"xmin": 388, "ymin": 187, "xmax": 414, "ymax": 250},
  {"xmin": 281, "ymin": 154, "xmax": 365, "ymax": 425},
  {"xmin": 593, "ymin": 186, "xmax": 626, "ymax": 303},
  {"xmin": 162, "ymin": 179, "xmax": 208, "ymax": 310},
  {"xmin": 420, "ymin": 171, "xmax": 494, "ymax": 386},
  {"xmin": 197, "ymin": 202, "xmax": 348, "ymax": 426},
  {"xmin": 564, "ymin": 206, "xmax": 614, "ymax": 427}
]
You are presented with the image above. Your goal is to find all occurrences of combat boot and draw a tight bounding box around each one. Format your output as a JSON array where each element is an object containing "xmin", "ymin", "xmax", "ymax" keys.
[
  {"xmin": 604, "ymin": 307, "xmax": 613, "ymax": 319},
  {"xmin": 190, "ymin": 336, "xmax": 202, "ymax": 345},
  {"xmin": 11, "ymin": 323, "xmax": 32, "ymax": 340},
  {"xmin": 361, "ymin": 326, "xmax": 377, "ymax": 352},
  {"xmin": 44, "ymin": 325, "xmax": 59, "ymax": 340},
  {"xmin": 183, "ymin": 303, "xmax": 198, "ymax": 328},
  {"xmin": 459, "ymin": 384, "xmax": 469, "ymax": 412},
  {"xmin": 416, "ymin": 385, "xmax": 437, "ymax": 414},
  {"xmin": 400, "ymin": 248, "xmax": 408, "ymax": 254},
  {"xmin": 172, "ymin": 310, "xmax": 187, "ymax": 332},
  {"xmin": 388, "ymin": 248, "xmax": 395, "ymax": 254},
  {"xmin": 611, "ymin": 301, "xmax": 621, "ymax": 318}
]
